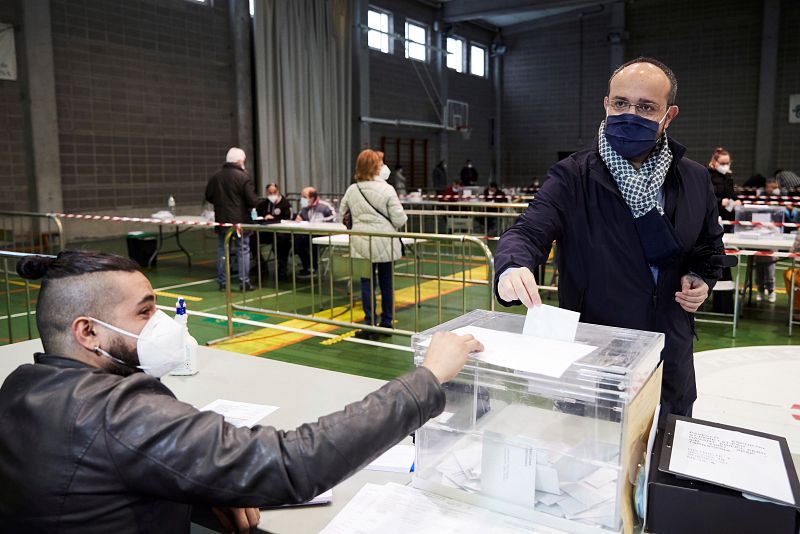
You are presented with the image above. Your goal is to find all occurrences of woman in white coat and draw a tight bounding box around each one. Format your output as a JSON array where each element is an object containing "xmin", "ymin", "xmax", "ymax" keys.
[{"xmin": 339, "ymin": 150, "xmax": 408, "ymax": 339}]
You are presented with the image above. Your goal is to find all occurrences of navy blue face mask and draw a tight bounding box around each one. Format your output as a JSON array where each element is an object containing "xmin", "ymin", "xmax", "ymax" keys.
[{"xmin": 604, "ymin": 111, "xmax": 668, "ymax": 159}]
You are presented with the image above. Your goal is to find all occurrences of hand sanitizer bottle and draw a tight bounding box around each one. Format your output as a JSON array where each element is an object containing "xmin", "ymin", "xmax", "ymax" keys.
[{"xmin": 170, "ymin": 297, "xmax": 199, "ymax": 376}]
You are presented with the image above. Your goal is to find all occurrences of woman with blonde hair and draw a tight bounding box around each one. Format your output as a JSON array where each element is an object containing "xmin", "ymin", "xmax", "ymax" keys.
[
  {"xmin": 339, "ymin": 149, "xmax": 408, "ymax": 339},
  {"xmin": 708, "ymin": 147, "xmax": 740, "ymax": 228}
]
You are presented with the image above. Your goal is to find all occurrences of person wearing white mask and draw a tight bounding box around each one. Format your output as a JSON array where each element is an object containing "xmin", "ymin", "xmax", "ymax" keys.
[
  {"xmin": 255, "ymin": 183, "xmax": 293, "ymax": 278},
  {"xmin": 339, "ymin": 150, "xmax": 408, "ymax": 340},
  {"xmin": 0, "ymin": 250, "xmax": 482, "ymax": 532},
  {"xmin": 294, "ymin": 186, "xmax": 337, "ymax": 277},
  {"xmin": 708, "ymin": 147, "xmax": 740, "ymax": 232}
]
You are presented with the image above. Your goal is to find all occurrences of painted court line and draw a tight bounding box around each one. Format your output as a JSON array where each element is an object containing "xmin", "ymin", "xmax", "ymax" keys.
[{"xmin": 154, "ymin": 278, "xmax": 217, "ymax": 292}]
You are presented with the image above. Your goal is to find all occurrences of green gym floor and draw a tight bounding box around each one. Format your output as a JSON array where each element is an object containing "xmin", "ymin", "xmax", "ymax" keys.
[{"xmin": 2, "ymin": 229, "xmax": 799, "ymax": 382}]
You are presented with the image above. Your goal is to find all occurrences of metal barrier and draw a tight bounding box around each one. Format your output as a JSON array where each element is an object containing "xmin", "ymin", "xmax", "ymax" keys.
[
  {"xmin": 0, "ymin": 250, "xmax": 52, "ymax": 344},
  {"xmin": 402, "ymin": 209, "xmax": 523, "ymax": 237},
  {"xmin": 0, "ymin": 211, "xmax": 65, "ymax": 255},
  {"xmin": 222, "ymin": 223, "xmax": 495, "ymax": 338}
]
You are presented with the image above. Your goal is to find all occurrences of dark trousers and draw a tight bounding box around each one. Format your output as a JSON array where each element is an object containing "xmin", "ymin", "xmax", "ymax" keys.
[
  {"xmin": 252, "ymin": 232, "xmax": 292, "ymax": 274},
  {"xmin": 294, "ymin": 234, "xmax": 319, "ymax": 271},
  {"xmin": 217, "ymin": 231, "xmax": 250, "ymax": 286},
  {"xmin": 361, "ymin": 262, "xmax": 394, "ymax": 327}
]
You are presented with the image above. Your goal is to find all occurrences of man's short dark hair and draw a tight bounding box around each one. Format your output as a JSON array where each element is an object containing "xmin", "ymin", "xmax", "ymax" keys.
[
  {"xmin": 608, "ymin": 57, "xmax": 678, "ymax": 106},
  {"xmin": 17, "ymin": 251, "xmax": 141, "ymax": 354}
]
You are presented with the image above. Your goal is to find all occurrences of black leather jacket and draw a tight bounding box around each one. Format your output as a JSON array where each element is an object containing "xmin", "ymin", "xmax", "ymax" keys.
[
  {"xmin": 0, "ymin": 354, "xmax": 444, "ymax": 532},
  {"xmin": 204, "ymin": 163, "xmax": 260, "ymax": 227}
]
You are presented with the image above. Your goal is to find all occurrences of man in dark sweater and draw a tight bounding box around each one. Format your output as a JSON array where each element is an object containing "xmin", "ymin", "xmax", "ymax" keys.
[
  {"xmin": 204, "ymin": 147, "xmax": 260, "ymax": 291},
  {"xmin": 255, "ymin": 183, "xmax": 293, "ymax": 278}
]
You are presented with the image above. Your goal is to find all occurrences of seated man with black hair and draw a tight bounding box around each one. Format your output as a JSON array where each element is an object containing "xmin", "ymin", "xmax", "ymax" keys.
[{"xmin": 0, "ymin": 250, "xmax": 481, "ymax": 532}]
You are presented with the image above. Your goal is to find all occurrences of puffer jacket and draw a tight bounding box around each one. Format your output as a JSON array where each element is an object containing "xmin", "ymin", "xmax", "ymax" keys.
[
  {"xmin": 0, "ymin": 353, "xmax": 444, "ymax": 533},
  {"xmin": 339, "ymin": 180, "xmax": 407, "ymax": 263}
]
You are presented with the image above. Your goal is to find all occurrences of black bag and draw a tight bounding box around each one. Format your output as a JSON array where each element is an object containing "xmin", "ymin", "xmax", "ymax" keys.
[{"xmin": 343, "ymin": 210, "xmax": 352, "ymax": 229}]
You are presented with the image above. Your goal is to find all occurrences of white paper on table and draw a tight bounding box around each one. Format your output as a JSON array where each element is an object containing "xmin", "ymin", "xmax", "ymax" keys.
[
  {"xmin": 320, "ymin": 482, "xmax": 564, "ymax": 534},
  {"xmin": 752, "ymin": 212, "xmax": 772, "ymax": 224},
  {"xmin": 523, "ymin": 304, "xmax": 579, "ymax": 342},
  {"xmin": 481, "ymin": 431, "xmax": 537, "ymax": 508},
  {"xmin": 556, "ymin": 495, "xmax": 591, "ymax": 517},
  {"xmin": 269, "ymin": 489, "xmax": 333, "ymax": 508},
  {"xmin": 667, "ymin": 419, "xmax": 795, "ymax": 505},
  {"xmin": 200, "ymin": 399, "xmax": 278, "ymax": 428},
  {"xmin": 365, "ymin": 444, "xmax": 415, "ymax": 473},
  {"xmin": 451, "ymin": 326, "xmax": 597, "ymax": 378}
]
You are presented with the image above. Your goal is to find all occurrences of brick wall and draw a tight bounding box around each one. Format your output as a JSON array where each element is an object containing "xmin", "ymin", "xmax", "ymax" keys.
[
  {"xmin": 50, "ymin": 0, "xmax": 236, "ymax": 213},
  {"xmin": 502, "ymin": 11, "xmax": 612, "ymax": 186},
  {"xmin": 626, "ymin": 0, "xmax": 762, "ymax": 181},
  {"xmin": 367, "ymin": 0, "xmax": 496, "ymax": 188},
  {"xmin": 0, "ymin": 1, "xmax": 28, "ymax": 211},
  {"xmin": 773, "ymin": 0, "xmax": 800, "ymax": 175},
  {"xmin": 502, "ymin": 0, "xmax": 791, "ymax": 185}
]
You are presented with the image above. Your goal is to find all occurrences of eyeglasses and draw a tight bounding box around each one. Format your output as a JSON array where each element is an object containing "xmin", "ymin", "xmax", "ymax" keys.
[{"xmin": 608, "ymin": 98, "xmax": 668, "ymax": 119}]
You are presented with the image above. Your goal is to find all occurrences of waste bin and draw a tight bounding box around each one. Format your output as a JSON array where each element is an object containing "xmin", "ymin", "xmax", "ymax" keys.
[{"xmin": 126, "ymin": 231, "xmax": 157, "ymax": 267}]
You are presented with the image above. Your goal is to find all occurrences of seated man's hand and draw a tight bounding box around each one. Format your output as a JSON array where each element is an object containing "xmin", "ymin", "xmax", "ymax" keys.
[
  {"xmin": 422, "ymin": 332, "xmax": 484, "ymax": 384},
  {"xmin": 265, "ymin": 214, "xmax": 274, "ymax": 220},
  {"xmin": 497, "ymin": 267, "xmax": 541, "ymax": 308},
  {"xmin": 211, "ymin": 506, "xmax": 260, "ymax": 534},
  {"xmin": 294, "ymin": 215, "xmax": 302, "ymax": 222},
  {"xmin": 675, "ymin": 274, "xmax": 708, "ymax": 313}
]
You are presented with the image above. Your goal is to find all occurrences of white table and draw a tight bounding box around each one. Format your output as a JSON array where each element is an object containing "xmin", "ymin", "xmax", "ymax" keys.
[
  {"xmin": 722, "ymin": 233, "xmax": 795, "ymax": 250},
  {"xmin": 278, "ymin": 220, "xmax": 347, "ymax": 232},
  {"xmin": 694, "ymin": 345, "xmax": 800, "ymax": 479},
  {"xmin": 0, "ymin": 340, "xmax": 408, "ymax": 533}
]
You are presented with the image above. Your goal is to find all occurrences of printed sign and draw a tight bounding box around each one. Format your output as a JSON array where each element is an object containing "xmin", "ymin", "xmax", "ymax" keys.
[{"xmin": 790, "ymin": 94, "xmax": 800, "ymax": 124}]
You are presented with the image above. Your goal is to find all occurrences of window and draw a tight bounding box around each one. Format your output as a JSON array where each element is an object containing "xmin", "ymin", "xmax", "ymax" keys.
[
  {"xmin": 405, "ymin": 20, "xmax": 427, "ymax": 62},
  {"xmin": 367, "ymin": 9, "xmax": 391, "ymax": 53},
  {"xmin": 446, "ymin": 37, "xmax": 465, "ymax": 73},
  {"xmin": 470, "ymin": 44, "xmax": 487, "ymax": 77}
]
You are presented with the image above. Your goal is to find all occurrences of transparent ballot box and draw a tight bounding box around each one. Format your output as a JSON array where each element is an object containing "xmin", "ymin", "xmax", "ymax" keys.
[
  {"xmin": 412, "ymin": 310, "xmax": 664, "ymax": 534},
  {"xmin": 734, "ymin": 204, "xmax": 784, "ymax": 237}
]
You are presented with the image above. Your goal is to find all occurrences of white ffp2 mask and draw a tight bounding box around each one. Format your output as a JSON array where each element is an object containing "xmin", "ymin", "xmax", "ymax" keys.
[
  {"xmin": 378, "ymin": 164, "xmax": 391, "ymax": 181},
  {"xmin": 91, "ymin": 310, "xmax": 192, "ymax": 377}
]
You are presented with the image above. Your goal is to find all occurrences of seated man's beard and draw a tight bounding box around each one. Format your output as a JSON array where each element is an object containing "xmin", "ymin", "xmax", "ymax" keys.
[{"xmin": 103, "ymin": 337, "xmax": 141, "ymax": 377}]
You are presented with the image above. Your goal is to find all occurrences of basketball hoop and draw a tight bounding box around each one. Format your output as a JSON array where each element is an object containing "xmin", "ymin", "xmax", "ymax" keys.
[{"xmin": 457, "ymin": 125, "xmax": 472, "ymax": 140}]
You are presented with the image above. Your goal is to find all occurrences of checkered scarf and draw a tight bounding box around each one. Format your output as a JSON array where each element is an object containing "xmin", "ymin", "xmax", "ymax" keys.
[{"xmin": 598, "ymin": 121, "xmax": 673, "ymax": 218}]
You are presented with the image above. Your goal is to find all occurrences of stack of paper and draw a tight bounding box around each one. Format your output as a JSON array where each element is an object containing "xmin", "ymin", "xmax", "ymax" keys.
[{"xmin": 365, "ymin": 444, "xmax": 416, "ymax": 473}]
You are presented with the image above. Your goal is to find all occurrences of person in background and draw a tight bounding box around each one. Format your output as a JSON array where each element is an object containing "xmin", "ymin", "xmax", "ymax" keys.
[
  {"xmin": 0, "ymin": 250, "xmax": 482, "ymax": 532},
  {"xmin": 707, "ymin": 148, "xmax": 738, "ymax": 314},
  {"xmin": 459, "ymin": 159, "xmax": 478, "ymax": 186},
  {"xmin": 754, "ymin": 180, "xmax": 781, "ymax": 303},
  {"xmin": 480, "ymin": 182, "xmax": 508, "ymax": 236},
  {"xmin": 775, "ymin": 169, "xmax": 800, "ymax": 191},
  {"xmin": 204, "ymin": 147, "xmax": 259, "ymax": 292},
  {"xmin": 255, "ymin": 183, "xmax": 293, "ymax": 279},
  {"xmin": 708, "ymin": 147, "xmax": 740, "ymax": 232},
  {"xmin": 757, "ymin": 176, "xmax": 783, "ymax": 197},
  {"xmin": 294, "ymin": 187, "xmax": 337, "ymax": 277},
  {"xmin": 441, "ymin": 179, "xmax": 463, "ymax": 202},
  {"xmin": 340, "ymin": 151, "xmax": 407, "ymax": 340},
  {"xmin": 388, "ymin": 165, "xmax": 407, "ymax": 196},
  {"xmin": 432, "ymin": 160, "xmax": 448, "ymax": 192}
]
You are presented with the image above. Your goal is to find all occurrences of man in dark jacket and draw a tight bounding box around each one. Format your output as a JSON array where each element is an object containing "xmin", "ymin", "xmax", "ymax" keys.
[
  {"xmin": 254, "ymin": 183, "xmax": 293, "ymax": 278},
  {"xmin": 0, "ymin": 250, "xmax": 481, "ymax": 532},
  {"xmin": 204, "ymin": 147, "xmax": 260, "ymax": 291},
  {"xmin": 495, "ymin": 58, "xmax": 726, "ymax": 421}
]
